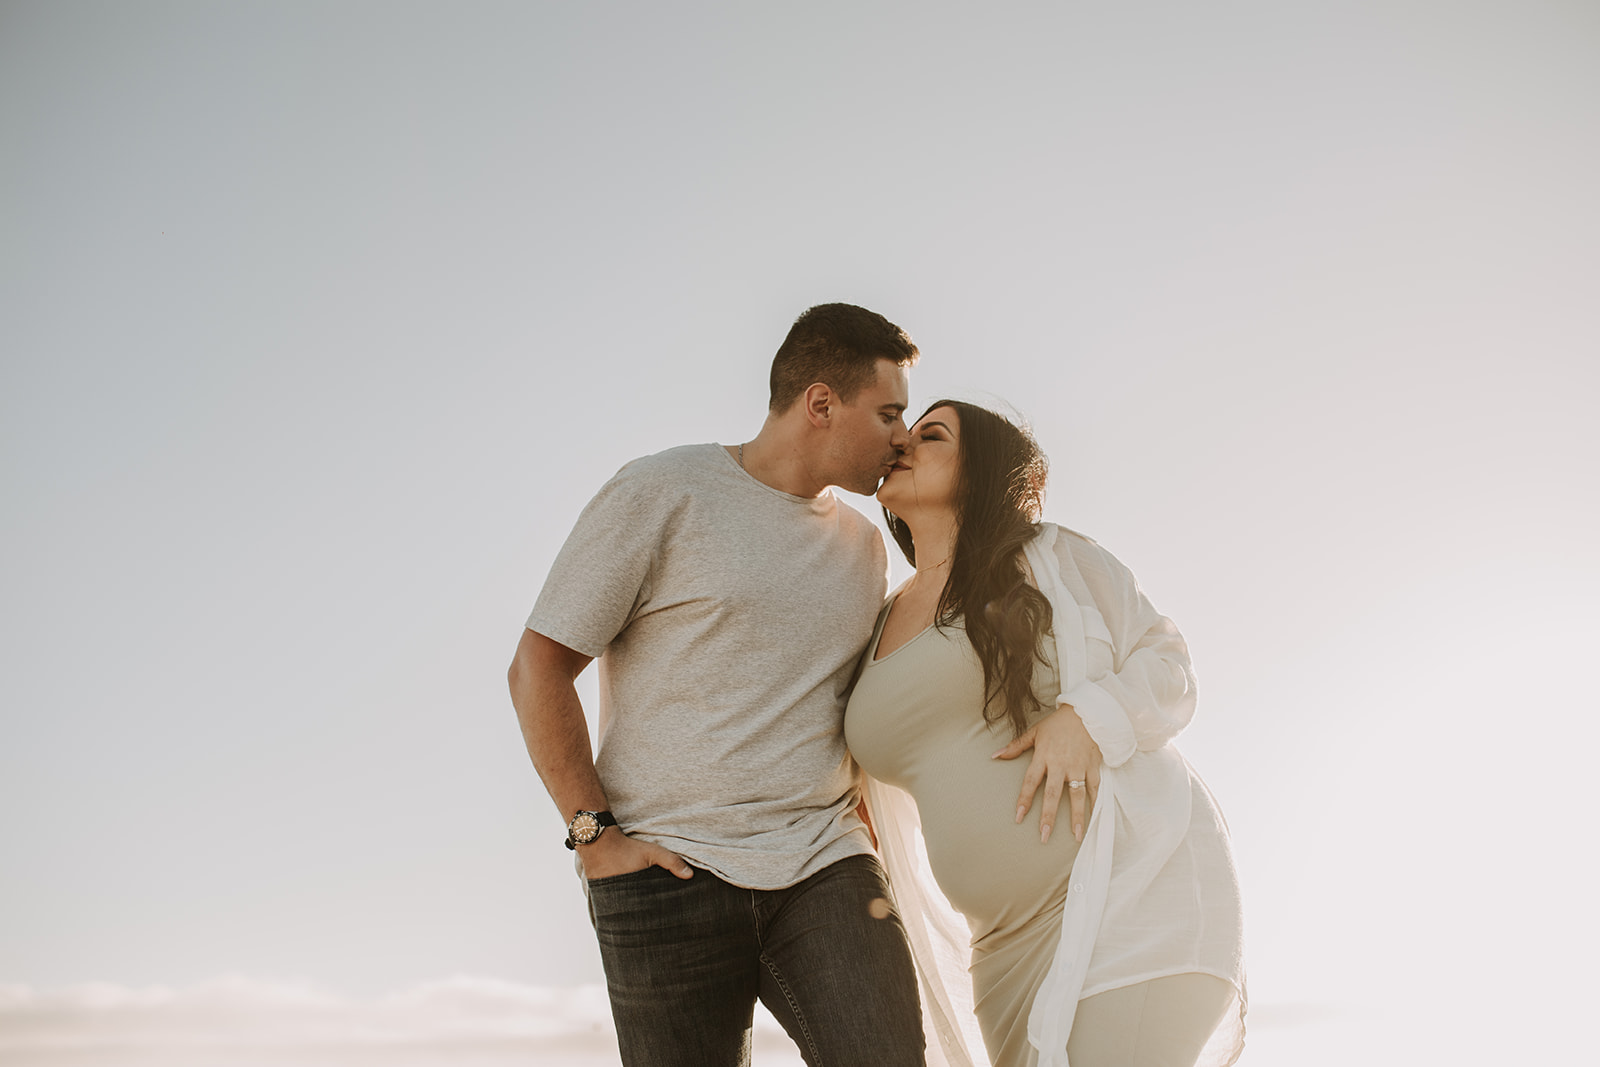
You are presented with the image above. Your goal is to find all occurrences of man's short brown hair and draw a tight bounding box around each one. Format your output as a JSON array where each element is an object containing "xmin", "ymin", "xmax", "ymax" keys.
[{"xmin": 769, "ymin": 303, "xmax": 919, "ymax": 412}]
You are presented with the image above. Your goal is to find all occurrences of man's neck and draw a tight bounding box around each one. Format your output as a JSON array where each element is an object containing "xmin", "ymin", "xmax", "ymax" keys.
[{"xmin": 730, "ymin": 421, "xmax": 830, "ymax": 498}]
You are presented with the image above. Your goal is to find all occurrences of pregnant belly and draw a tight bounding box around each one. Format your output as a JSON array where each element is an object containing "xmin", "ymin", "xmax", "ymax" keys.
[{"xmin": 907, "ymin": 757, "xmax": 1080, "ymax": 937}]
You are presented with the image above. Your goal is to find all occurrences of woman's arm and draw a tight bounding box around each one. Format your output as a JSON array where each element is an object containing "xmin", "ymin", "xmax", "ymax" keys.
[
  {"xmin": 994, "ymin": 530, "xmax": 1198, "ymax": 842},
  {"xmin": 1064, "ymin": 535, "xmax": 1197, "ymax": 763}
]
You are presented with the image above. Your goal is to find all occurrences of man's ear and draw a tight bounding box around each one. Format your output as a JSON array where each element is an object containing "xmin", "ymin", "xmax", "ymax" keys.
[{"xmin": 803, "ymin": 382, "xmax": 834, "ymax": 428}]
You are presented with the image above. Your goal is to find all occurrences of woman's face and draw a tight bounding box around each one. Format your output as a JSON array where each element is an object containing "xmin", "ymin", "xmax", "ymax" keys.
[{"xmin": 876, "ymin": 405, "xmax": 961, "ymax": 518}]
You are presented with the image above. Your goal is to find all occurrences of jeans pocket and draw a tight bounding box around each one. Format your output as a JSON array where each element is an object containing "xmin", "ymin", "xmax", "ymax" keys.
[
  {"xmin": 584, "ymin": 865, "xmax": 686, "ymax": 926},
  {"xmin": 585, "ymin": 865, "xmax": 669, "ymax": 890}
]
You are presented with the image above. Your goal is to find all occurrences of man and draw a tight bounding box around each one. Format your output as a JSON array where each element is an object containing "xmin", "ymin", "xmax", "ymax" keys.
[{"xmin": 507, "ymin": 303, "xmax": 926, "ymax": 1066}]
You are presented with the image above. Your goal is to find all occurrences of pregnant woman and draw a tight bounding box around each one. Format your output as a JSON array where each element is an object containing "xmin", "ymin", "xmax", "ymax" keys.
[{"xmin": 844, "ymin": 400, "xmax": 1245, "ymax": 1067}]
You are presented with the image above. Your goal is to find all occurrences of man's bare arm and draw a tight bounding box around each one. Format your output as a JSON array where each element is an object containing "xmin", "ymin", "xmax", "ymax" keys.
[{"xmin": 507, "ymin": 628, "xmax": 692, "ymax": 880}]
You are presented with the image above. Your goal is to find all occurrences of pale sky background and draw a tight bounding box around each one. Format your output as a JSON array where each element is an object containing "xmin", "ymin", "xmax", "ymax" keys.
[{"xmin": 3, "ymin": 1, "xmax": 1597, "ymax": 1064}]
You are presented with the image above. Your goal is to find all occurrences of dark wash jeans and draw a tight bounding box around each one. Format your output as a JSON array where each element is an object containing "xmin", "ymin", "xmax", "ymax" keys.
[{"xmin": 585, "ymin": 852, "xmax": 925, "ymax": 1067}]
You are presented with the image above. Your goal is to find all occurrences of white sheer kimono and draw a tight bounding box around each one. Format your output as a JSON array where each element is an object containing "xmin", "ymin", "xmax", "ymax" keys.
[{"xmin": 866, "ymin": 524, "xmax": 1246, "ymax": 1067}]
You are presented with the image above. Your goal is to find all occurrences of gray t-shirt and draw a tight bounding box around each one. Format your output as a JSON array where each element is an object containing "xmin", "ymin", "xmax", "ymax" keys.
[{"xmin": 527, "ymin": 443, "xmax": 888, "ymax": 888}]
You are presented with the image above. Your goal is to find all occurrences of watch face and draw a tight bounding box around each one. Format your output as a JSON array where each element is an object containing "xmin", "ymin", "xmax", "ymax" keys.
[{"xmin": 570, "ymin": 812, "xmax": 601, "ymax": 844}]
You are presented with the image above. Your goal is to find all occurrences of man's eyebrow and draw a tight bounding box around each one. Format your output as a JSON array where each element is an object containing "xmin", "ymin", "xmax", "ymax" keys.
[{"xmin": 881, "ymin": 402, "xmax": 908, "ymax": 414}]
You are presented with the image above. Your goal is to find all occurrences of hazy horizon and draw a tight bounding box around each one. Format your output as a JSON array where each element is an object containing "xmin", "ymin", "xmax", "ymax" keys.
[{"xmin": 0, "ymin": 974, "xmax": 1362, "ymax": 1066}]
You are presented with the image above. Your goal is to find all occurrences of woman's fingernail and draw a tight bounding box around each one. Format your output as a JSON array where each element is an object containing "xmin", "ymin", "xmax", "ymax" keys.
[
  {"xmin": 1015, "ymin": 806, "xmax": 1027, "ymax": 824},
  {"xmin": 1074, "ymin": 824, "xmax": 1083, "ymax": 842},
  {"xmin": 1041, "ymin": 824, "xmax": 1052, "ymax": 844}
]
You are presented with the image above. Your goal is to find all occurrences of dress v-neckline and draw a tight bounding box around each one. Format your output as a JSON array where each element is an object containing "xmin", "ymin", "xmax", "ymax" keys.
[{"xmin": 870, "ymin": 593, "xmax": 941, "ymax": 664}]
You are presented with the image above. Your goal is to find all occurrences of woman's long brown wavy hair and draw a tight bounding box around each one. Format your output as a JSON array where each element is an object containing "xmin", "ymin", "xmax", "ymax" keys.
[{"xmin": 884, "ymin": 400, "xmax": 1053, "ymax": 738}]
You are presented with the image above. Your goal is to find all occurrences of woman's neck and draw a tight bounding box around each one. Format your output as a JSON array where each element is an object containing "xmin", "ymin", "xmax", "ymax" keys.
[{"xmin": 901, "ymin": 513, "xmax": 959, "ymax": 577}]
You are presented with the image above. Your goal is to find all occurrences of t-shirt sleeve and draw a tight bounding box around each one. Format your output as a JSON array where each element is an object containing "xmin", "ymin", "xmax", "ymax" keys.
[{"xmin": 525, "ymin": 459, "xmax": 667, "ymax": 658}]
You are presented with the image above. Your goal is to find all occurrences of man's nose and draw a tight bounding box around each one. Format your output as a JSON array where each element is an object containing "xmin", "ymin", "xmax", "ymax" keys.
[{"xmin": 891, "ymin": 420, "xmax": 911, "ymax": 452}]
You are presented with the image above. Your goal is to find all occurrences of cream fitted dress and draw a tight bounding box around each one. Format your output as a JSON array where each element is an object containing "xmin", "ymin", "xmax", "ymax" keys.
[{"xmin": 847, "ymin": 611, "xmax": 1077, "ymax": 1065}]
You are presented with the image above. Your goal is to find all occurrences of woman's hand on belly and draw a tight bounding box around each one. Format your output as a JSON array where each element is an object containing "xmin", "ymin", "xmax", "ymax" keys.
[{"xmin": 992, "ymin": 703, "xmax": 1103, "ymax": 844}]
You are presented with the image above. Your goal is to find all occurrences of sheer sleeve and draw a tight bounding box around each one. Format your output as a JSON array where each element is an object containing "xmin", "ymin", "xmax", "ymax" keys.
[{"xmin": 1030, "ymin": 527, "xmax": 1198, "ymax": 768}]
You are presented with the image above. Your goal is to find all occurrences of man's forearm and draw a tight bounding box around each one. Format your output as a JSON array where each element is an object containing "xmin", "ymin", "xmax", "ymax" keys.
[
  {"xmin": 508, "ymin": 633, "xmax": 608, "ymax": 821},
  {"xmin": 507, "ymin": 629, "xmax": 692, "ymax": 879}
]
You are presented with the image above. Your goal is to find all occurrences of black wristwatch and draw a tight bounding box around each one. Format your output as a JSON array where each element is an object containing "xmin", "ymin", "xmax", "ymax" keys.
[{"xmin": 564, "ymin": 809, "xmax": 618, "ymax": 850}]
